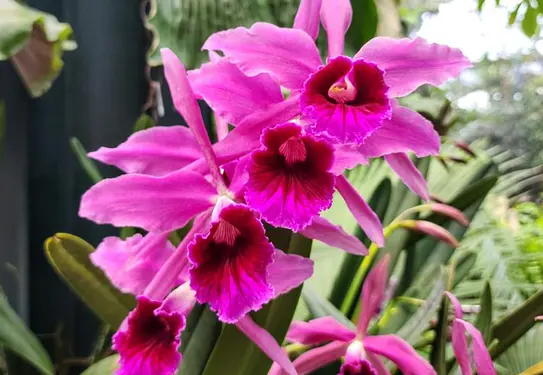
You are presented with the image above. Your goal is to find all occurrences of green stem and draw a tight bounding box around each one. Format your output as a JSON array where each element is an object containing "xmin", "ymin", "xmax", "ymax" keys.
[
  {"xmin": 340, "ymin": 223, "xmax": 401, "ymax": 315},
  {"xmin": 69, "ymin": 137, "xmax": 103, "ymax": 183}
]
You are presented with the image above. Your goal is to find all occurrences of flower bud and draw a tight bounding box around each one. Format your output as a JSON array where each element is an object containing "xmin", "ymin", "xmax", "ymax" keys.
[
  {"xmin": 428, "ymin": 203, "xmax": 469, "ymax": 226},
  {"xmin": 454, "ymin": 140, "xmax": 477, "ymax": 157},
  {"xmin": 399, "ymin": 220, "xmax": 460, "ymax": 248}
]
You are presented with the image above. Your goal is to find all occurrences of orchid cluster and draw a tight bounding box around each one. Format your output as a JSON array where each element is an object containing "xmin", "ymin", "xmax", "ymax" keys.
[{"xmin": 75, "ymin": 0, "xmax": 489, "ymax": 374}]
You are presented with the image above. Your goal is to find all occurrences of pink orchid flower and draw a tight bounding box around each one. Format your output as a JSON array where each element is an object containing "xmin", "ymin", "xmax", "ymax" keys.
[
  {"xmin": 188, "ymin": 58, "xmax": 384, "ymax": 240},
  {"xmin": 104, "ymin": 213, "xmax": 301, "ymax": 375},
  {"xmin": 113, "ymin": 284, "xmax": 195, "ymax": 375},
  {"xmin": 81, "ymin": 48, "xmax": 370, "ymax": 256},
  {"xmin": 188, "ymin": 197, "xmax": 313, "ymax": 323},
  {"xmin": 202, "ymin": 0, "xmax": 469, "ymax": 146},
  {"xmin": 83, "ymin": 50, "xmax": 307, "ymax": 375},
  {"xmin": 270, "ymin": 254, "xmax": 436, "ymax": 375},
  {"xmin": 245, "ymin": 121, "xmax": 336, "ymax": 232},
  {"xmin": 243, "ymin": 120, "xmax": 383, "ymax": 243},
  {"xmin": 445, "ymin": 292, "xmax": 497, "ymax": 375},
  {"xmin": 189, "ymin": 0, "xmax": 470, "ymax": 201}
]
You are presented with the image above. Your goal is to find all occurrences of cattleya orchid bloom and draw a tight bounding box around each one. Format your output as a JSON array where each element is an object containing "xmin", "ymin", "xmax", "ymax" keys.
[
  {"xmin": 189, "ymin": 197, "xmax": 313, "ymax": 322},
  {"xmin": 77, "ymin": 1, "xmax": 473, "ymax": 374},
  {"xmin": 245, "ymin": 121, "xmax": 336, "ymax": 231},
  {"xmin": 113, "ymin": 284, "xmax": 195, "ymax": 375},
  {"xmin": 180, "ymin": 0, "xmax": 471, "ymax": 228},
  {"xmin": 271, "ymin": 255, "xmax": 436, "ymax": 375},
  {"xmin": 244, "ymin": 120, "xmax": 383, "ymax": 242},
  {"xmin": 201, "ymin": 0, "xmax": 470, "ymax": 145},
  {"xmin": 80, "ymin": 48, "xmax": 370, "ymax": 255},
  {"xmin": 104, "ymin": 213, "xmax": 300, "ymax": 375},
  {"xmin": 445, "ymin": 292, "xmax": 497, "ymax": 375},
  {"xmin": 81, "ymin": 48, "xmax": 308, "ymax": 375}
]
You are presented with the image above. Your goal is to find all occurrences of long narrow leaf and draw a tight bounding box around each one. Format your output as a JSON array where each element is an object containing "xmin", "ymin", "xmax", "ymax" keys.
[{"xmin": 0, "ymin": 289, "xmax": 54, "ymax": 375}]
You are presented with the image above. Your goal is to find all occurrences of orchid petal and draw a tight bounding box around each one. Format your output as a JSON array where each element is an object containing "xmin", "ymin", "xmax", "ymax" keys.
[
  {"xmin": 144, "ymin": 211, "xmax": 211, "ymax": 300},
  {"xmin": 215, "ymin": 114, "xmax": 229, "ymax": 141},
  {"xmin": 366, "ymin": 352, "xmax": 391, "ymax": 375},
  {"xmin": 456, "ymin": 320, "xmax": 496, "ymax": 375},
  {"xmin": 88, "ymin": 126, "xmax": 202, "ymax": 176},
  {"xmin": 301, "ymin": 57, "xmax": 391, "ymax": 145},
  {"xmin": 189, "ymin": 204, "xmax": 275, "ymax": 323},
  {"xmin": 445, "ymin": 292, "xmax": 487, "ymax": 375},
  {"xmin": 335, "ymin": 175, "xmax": 384, "ymax": 246},
  {"xmin": 236, "ymin": 316, "xmax": 297, "ymax": 375},
  {"xmin": 161, "ymin": 48, "xmax": 225, "ymax": 189},
  {"xmin": 287, "ymin": 317, "xmax": 355, "ymax": 345},
  {"xmin": 268, "ymin": 249, "xmax": 314, "ymax": 296},
  {"xmin": 331, "ymin": 144, "xmax": 369, "ymax": 174},
  {"xmin": 113, "ymin": 296, "xmax": 184, "ymax": 375},
  {"xmin": 451, "ymin": 319, "xmax": 472, "ymax": 375},
  {"xmin": 301, "ymin": 216, "xmax": 368, "ymax": 255},
  {"xmin": 246, "ymin": 122, "xmax": 335, "ymax": 231},
  {"xmin": 90, "ymin": 232, "xmax": 175, "ymax": 295},
  {"xmin": 161, "ymin": 282, "xmax": 197, "ymax": 317},
  {"xmin": 445, "ymin": 291, "xmax": 464, "ymax": 319},
  {"xmin": 188, "ymin": 59, "xmax": 283, "ymax": 125},
  {"xmin": 269, "ymin": 340, "xmax": 349, "ymax": 375},
  {"xmin": 320, "ymin": 0, "xmax": 352, "ymax": 58},
  {"xmin": 385, "ymin": 153, "xmax": 429, "ymax": 201},
  {"xmin": 185, "ymin": 95, "xmax": 301, "ymax": 175},
  {"xmin": 357, "ymin": 254, "xmax": 390, "ymax": 335},
  {"xmin": 203, "ymin": 23, "xmax": 322, "ymax": 90},
  {"xmin": 360, "ymin": 104, "xmax": 440, "ymax": 159},
  {"xmin": 228, "ymin": 155, "xmax": 250, "ymax": 200},
  {"xmin": 294, "ymin": 0, "xmax": 323, "ymax": 40},
  {"xmin": 355, "ymin": 37, "xmax": 471, "ymax": 97},
  {"xmin": 79, "ymin": 170, "xmax": 216, "ymax": 232},
  {"xmin": 363, "ymin": 335, "xmax": 436, "ymax": 375}
]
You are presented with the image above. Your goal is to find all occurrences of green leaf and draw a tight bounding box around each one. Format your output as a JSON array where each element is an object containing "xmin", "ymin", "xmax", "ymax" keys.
[
  {"xmin": 475, "ymin": 281, "xmax": 493, "ymax": 343},
  {"xmin": 400, "ymin": 174, "xmax": 498, "ymax": 292},
  {"xmin": 146, "ymin": 0, "xmax": 299, "ymax": 68},
  {"xmin": 0, "ymin": 289, "xmax": 54, "ymax": 375},
  {"xmin": 133, "ymin": 113, "xmax": 155, "ymax": 132},
  {"xmin": 0, "ymin": 0, "xmax": 76, "ymax": 97},
  {"xmin": 477, "ymin": 0, "xmax": 485, "ymax": 12},
  {"xmin": 80, "ymin": 355, "xmax": 119, "ymax": 375},
  {"xmin": 202, "ymin": 231, "xmax": 312, "ymax": 375},
  {"xmin": 520, "ymin": 361, "xmax": 543, "ymax": 375},
  {"xmin": 69, "ymin": 137, "xmax": 103, "ymax": 183},
  {"xmin": 302, "ymin": 287, "xmax": 355, "ymax": 329},
  {"xmin": 452, "ymin": 251, "xmax": 478, "ymax": 287},
  {"xmin": 497, "ymin": 324, "xmax": 543, "ymax": 374},
  {"xmin": 509, "ymin": 3, "xmax": 522, "ymax": 25},
  {"xmin": 395, "ymin": 269, "xmax": 446, "ymax": 345},
  {"xmin": 430, "ymin": 295, "xmax": 449, "ymax": 375},
  {"xmin": 44, "ymin": 233, "xmax": 136, "ymax": 329},
  {"xmin": 178, "ymin": 307, "xmax": 222, "ymax": 375},
  {"xmin": 521, "ymin": 5, "xmax": 539, "ymax": 37},
  {"xmin": 345, "ymin": 0, "xmax": 378, "ymax": 54},
  {"xmin": 490, "ymin": 287, "xmax": 543, "ymax": 358}
]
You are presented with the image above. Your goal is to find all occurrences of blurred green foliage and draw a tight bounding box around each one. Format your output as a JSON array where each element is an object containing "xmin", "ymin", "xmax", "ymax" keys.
[{"xmin": 0, "ymin": 0, "xmax": 75, "ymax": 97}]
